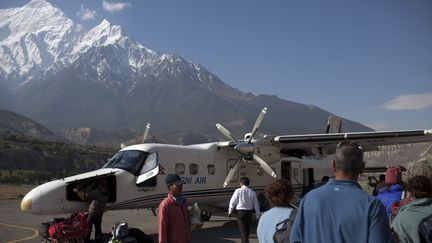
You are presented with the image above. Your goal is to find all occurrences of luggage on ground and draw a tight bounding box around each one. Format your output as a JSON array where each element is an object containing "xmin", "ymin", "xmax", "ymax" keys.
[{"xmin": 48, "ymin": 212, "xmax": 88, "ymax": 241}]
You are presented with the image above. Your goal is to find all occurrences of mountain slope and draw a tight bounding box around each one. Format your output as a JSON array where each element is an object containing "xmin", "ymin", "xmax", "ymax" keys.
[
  {"xmin": 0, "ymin": 109, "xmax": 58, "ymax": 141},
  {"xmin": 1, "ymin": 0, "xmax": 373, "ymax": 144},
  {"xmin": 0, "ymin": 0, "xmax": 83, "ymax": 87}
]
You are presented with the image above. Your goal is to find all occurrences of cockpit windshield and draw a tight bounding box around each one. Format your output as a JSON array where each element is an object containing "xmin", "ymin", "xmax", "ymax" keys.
[{"xmin": 102, "ymin": 150, "xmax": 148, "ymax": 175}]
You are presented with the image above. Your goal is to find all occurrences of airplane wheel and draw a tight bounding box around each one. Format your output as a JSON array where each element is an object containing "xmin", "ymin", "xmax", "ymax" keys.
[{"xmin": 201, "ymin": 211, "xmax": 212, "ymax": 221}]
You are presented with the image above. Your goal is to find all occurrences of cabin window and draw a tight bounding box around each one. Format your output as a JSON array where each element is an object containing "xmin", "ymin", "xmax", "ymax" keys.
[
  {"xmin": 136, "ymin": 152, "xmax": 159, "ymax": 187},
  {"xmin": 189, "ymin": 163, "xmax": 198, "ymax": 175},
  {"xmin": 175, "ymin": 163, "xmax": 185, "ymax": 175},
  {"xmin": 140, "ymin": 153, "xmax": 157, "ymax": 175},
  {"xmin": 240, "ymin": 165, "xmax": 247, "ymax": 176},
  {"xmin": 102, "ymin": 150, "xmax": 147, "ymax": 175},
  {"xmin": 207, "ymin": 165, "xmax": 215, "ymax": 175}
]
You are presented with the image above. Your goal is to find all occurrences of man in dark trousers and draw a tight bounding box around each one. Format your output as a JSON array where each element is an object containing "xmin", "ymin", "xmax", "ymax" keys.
[
  {"xmin": 228, "ymin": 177, "xmax": 261, "ymax": 243},
  {"xmin": 85, "ymin": 179, "xmax": 110, "ymax": 241}
]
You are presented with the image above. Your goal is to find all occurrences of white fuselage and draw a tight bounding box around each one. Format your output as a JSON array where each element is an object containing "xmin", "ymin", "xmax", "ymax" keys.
[{"xmin": 21, "ymin": 142, "xmax": 332, "ymax": 215}]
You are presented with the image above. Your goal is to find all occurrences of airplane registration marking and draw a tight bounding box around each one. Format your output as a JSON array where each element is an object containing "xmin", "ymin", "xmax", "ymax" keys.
[{"xmin": 181, "ymin": 177, "xmax": 207, "ymax": 184}]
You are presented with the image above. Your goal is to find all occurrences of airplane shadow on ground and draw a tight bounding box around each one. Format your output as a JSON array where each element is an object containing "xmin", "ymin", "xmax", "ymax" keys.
[{"xmin": 148, "ymin": 220, "xmax": 259, "ymax": 243}]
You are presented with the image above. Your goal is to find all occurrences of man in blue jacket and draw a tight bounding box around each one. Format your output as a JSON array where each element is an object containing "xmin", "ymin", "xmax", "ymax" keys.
[{"xmin": 290, "ymin": 141, "xmax": 393, "ymax": 243}]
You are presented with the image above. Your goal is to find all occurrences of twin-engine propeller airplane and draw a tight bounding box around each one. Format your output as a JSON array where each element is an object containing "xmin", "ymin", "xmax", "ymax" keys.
[{"xmin": 21, "ymin": 107, "xmax": 432, "ymax": 219}]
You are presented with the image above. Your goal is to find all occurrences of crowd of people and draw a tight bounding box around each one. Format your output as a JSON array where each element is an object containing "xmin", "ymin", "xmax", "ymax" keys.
[
  {"xmin": 231, "ymin": 142, "xmax": 432, "ymax": 243},
  {"xmin": 84, "ymin": 142, "xmax": 432, "ymax": 243}
]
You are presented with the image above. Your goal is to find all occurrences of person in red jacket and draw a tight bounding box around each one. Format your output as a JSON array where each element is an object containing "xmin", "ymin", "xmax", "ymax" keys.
[{"xmin": 158, "ymin": 174, "xmax": 191, "ymax": 243}]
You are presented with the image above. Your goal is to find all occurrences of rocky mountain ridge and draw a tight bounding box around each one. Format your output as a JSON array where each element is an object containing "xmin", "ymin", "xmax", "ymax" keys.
[{"xmin": 0, "ymin": 0, "xmax": 373, "ymax": 142}]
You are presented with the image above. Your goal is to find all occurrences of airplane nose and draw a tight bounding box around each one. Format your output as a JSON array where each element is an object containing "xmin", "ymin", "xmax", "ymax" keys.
[{"xmin": 21, "ymin": 187, "xmax": 42, "ymax": 214}]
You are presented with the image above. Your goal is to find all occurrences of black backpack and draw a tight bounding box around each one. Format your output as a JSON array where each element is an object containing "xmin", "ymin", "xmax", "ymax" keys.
[
  {"xmin": 273, "ymin": 208, "xmax": 298, "ymax": 243},
  {"xmin": 419, "ymin": 214, "xmax": 432, "ymax": 243}
]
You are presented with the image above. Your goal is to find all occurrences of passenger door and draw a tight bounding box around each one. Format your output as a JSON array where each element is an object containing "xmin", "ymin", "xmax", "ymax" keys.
[{"xmin": 136, "ymin": 153, "xmax": 159, "ymax": 186}]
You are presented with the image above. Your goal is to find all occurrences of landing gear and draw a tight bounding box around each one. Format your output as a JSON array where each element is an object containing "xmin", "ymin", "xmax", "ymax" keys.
[{"xmin": 200, "ymin": 210, "xmax": 212, "ymax": 221}]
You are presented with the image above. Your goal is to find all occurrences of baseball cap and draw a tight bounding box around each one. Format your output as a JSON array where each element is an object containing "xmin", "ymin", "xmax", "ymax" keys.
[{"xmin": 165, "ymin": 174, "xmax": 184, "ymax": 185}]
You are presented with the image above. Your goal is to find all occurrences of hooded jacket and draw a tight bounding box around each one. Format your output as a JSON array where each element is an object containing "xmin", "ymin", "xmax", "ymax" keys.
[{"xmin": 391, "ymin": 198, "xmax": 432, "ymax": 243}]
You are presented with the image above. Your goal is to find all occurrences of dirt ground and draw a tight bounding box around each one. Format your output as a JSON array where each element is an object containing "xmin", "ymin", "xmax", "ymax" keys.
[{"xmin": 0, "ymin": 184, "xmax": 35, "ymax": 200}]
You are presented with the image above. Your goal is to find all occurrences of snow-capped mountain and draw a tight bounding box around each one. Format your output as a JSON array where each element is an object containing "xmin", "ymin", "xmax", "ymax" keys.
[
  {"xmin": 0, "ymin": 0, "xmax": 82, "ymax": 86},
  {"xmin": 0, "ymin": 0, "xmax": 229, "ymax": 94},
  {"xmin": 0, "ymin": 0, "xmax": 372, "ymax": 141}
]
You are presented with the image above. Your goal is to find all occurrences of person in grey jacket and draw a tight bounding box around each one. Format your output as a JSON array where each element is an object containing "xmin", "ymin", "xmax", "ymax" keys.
[
  {"xmin": 391, "ymin": 175, "xmax": 432, "ymax": 243},
  {"xmin": 85, "ymin": 179, "xmax": 110, "ymax": 241}
]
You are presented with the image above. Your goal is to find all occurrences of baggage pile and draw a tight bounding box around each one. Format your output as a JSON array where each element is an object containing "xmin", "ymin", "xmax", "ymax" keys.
[
  {"xmin": 39, "ymin": 215, "xmax": 153, "ymax": 243},
  {"xmin": 40, "ymin": 212, "xmax": 88, "ymax": 242}
]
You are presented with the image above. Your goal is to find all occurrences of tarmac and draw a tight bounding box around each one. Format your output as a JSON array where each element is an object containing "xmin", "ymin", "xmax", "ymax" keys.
[{"xmin": 0, "ymin": 200, "xmax": 259, "ymax": 243}]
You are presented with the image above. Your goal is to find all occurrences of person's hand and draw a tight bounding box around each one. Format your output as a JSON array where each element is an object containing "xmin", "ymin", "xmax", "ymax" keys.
[{"xmin": 228, "ymin": 212, "xmax": 232, "ymax": 219}]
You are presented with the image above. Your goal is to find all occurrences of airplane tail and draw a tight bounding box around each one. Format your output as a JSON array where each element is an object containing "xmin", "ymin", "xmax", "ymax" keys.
[{"xmin": 326, "ymin": 116, "xmax": 342, "ymax": 133}]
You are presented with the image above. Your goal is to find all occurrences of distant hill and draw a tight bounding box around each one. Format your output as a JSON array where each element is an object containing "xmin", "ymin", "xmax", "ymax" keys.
[
  {"xmin": 0, "ymin": 109, "xmax": 59, "ymax": 141},
  {"xmin": 0, "ymin": 129, "xmax": 117, "ymax": 184}
]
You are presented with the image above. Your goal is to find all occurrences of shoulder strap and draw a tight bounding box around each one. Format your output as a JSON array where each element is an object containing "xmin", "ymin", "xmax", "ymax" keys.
[
  {"xmin": 275, "ymin": 208, "xmax": 298, "ymax": 230},
  {"xmin": 289, "ymin": 208, "xmax": 298, "ymax": 223},
  {"xmin": 273, "ymin": 208, "xmax": 298, "ymax": 243}
]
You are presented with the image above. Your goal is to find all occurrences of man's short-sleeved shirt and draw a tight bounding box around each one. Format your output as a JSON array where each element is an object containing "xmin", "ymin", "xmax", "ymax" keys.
[{"xmin": 290, "ymin": 179, "xmax": 392, "ymax": 243}]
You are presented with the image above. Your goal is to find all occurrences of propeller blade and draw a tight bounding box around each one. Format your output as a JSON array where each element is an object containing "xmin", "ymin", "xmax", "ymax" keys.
[
  {"xmin": 216, "ymin": 123, "xmax": 239, "ymax": 143},
  {"xmin": 142, "ymin": 123, "xmax": 151, "ymax": 143},
  {"xmin": 223, "ymin": 157, "xmax": 241, "ymax": 188},
  {"xmin": 247, "ymin": 107, "xmax": 267, "ymax": 143},
  {"xmin": 253, "ymin": 154, "xmax": 277, "ymax": 178}
]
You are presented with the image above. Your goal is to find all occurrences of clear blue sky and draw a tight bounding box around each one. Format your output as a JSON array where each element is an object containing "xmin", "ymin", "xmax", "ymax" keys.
[{"xmin": 3, "ymin": 0, "xmax": 432, "ymax": 131}]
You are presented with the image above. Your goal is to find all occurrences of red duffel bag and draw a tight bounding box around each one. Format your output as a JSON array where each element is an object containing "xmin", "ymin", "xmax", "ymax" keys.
[{"xmin": 48, "ymin": 212, "xmax": 89, "ymax": 240}]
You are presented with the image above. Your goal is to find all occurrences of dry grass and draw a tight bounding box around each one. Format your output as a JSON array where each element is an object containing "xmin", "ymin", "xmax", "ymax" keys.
[{"xmin": 0, "ymin": 184, "xmax": 36, "ymax": 200}]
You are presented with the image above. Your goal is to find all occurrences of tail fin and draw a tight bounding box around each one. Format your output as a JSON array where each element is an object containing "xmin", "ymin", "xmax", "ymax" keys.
[{"xmin": 326, "ymin": 116, "xmax": 342, "ymax": 133}]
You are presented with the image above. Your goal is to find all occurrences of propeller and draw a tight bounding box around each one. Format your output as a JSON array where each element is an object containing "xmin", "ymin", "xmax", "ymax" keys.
[
  {"xmin": 223, "ymin": 157, "xmax": 241, "ymax": 187},
  {"xmin": 216, "ymin": 123, "xmax": 239, "ymax": 143},
  {"xmin": 216, "ymin": 107, "xmax": 276, "ymax": 188},
  {"xmin": 248, "ymin": 107, "xmax": 267, "ymax": 143},
  {"xmin": 142, "ymin": 123, "xmax": 151, "ymax": 143}
]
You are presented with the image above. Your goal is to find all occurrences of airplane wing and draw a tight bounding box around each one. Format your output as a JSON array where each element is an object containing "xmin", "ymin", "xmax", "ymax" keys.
[{"xmin": 274, "ymin": 129, "xmax": 432, "ymax": 157}]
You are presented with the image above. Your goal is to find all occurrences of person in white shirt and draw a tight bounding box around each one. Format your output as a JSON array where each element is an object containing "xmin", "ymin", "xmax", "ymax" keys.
[{"xmin": 228, "ymin": 177, "xmax": 260, "ymax": 243}]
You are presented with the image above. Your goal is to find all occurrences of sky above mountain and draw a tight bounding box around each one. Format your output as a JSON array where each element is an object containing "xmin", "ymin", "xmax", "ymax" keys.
[{"xmin": 1, "ymin": 0, "xmax": 431, "ymax": 131}]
